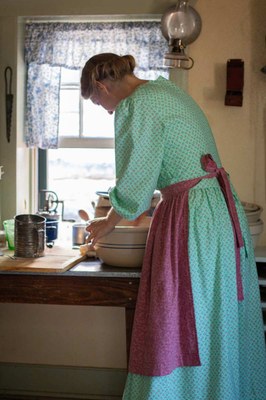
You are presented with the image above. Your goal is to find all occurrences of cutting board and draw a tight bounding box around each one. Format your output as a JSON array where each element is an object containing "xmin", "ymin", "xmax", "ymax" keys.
[{"xmin": 0, "ymin": 245, "xmax": 88, "ymax": 273}]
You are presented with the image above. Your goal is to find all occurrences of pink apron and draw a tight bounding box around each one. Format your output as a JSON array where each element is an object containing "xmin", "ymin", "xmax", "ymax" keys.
[{"xmin": 128, "ymin": 154, "xmax": 244, "ymax": 377}]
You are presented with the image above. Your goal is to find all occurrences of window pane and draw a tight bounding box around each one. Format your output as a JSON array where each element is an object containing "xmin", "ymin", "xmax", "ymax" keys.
[
  {"xmin": 82, "ymin": 102, "xmax": 114, "ymax": 138},
  {"xmin": 60, "ymin": 68, "xmax": 80, "ymax": 84},
  {"xmin": 59, "ymin": 67, "xmax": 114, "ymax": 138},
  {"xmin": 47, "ymin": 148, "xmax": 115, "ymax": 221},
  {"xmin": 59, "ymin": 89, "xmax": 80, "ymax": 136},
  {"xmin": 59, "ymin": 113, "xmax": 79, "ymax": 136},
  {"xmin": 60, "ymin": 90, "xmax": 80, "ymax": 112}
]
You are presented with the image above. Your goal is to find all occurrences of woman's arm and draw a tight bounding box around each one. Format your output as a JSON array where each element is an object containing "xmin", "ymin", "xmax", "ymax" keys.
[{"xmin": 86, "ymin": 207, "xmax": 122, "ymax": 246}]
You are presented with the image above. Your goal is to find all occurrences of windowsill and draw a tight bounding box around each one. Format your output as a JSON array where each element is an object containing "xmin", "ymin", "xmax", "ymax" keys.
[{"xmin": 58, "ymin": 137, "xmax": 114, "ymax": 148}]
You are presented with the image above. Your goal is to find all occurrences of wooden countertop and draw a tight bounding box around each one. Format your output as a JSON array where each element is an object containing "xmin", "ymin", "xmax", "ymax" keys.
[{"xmin": 0, "ymin": 244, "xmax": 142, "ymax": 277}]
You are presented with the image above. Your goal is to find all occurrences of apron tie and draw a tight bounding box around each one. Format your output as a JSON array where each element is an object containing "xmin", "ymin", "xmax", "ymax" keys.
[{"xmin": 201, "ymin": 154, "xmax": 244, "ymax": 301}]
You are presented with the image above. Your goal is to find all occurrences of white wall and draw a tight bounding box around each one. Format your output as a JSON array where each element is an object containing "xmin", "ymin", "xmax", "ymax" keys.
[
  {"xmin": 0, "ymin": 0, "xmax": 265, "ymax": 370},
  {"xmin": 189, "ymin": 0, "xmax": 266, "ymax": 222},
  {"xmin": 0, "ymin": 304, "xmax": 127, "ymax": 368}
]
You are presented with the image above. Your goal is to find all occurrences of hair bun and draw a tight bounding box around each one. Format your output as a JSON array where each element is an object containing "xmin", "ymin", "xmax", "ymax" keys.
[{"xmin": 122, "ymin": 55, "xmax": 136, "ymax": 73}]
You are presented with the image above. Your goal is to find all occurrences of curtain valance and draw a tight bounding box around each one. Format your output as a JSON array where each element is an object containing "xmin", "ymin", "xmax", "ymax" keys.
[
  {"xmin": 25, "ymin": 21, "xmax": 167, "ymax": 71},
  {"xmin": 24, "ymin": 21, "xmax": 169, "ymax": 148}
]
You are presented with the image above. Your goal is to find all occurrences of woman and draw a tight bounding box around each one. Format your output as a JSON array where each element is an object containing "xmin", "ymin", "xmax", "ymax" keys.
[{"xmin": 81, "ymin": 53, "xmax": 266, "ymax": 400}]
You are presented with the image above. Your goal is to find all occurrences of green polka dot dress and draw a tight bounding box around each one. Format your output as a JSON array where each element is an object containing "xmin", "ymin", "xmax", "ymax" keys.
[{"xmin": 108, "ymin": 77, "xmax": 266, "ymax": 399}]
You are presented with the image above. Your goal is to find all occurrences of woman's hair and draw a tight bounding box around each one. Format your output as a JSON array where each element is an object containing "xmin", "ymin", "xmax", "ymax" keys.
[{"xmin": 81, "ymin": 53, "xmax": 136, "ymax": 99}]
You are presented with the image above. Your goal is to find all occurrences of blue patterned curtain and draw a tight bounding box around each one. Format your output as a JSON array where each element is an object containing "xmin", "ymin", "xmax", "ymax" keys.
[{"xmin": 24, "ymin": 21, "xmax": 169, "ymax": 149}]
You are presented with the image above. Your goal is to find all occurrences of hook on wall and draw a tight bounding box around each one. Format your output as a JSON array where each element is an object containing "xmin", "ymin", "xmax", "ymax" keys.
[
  {"xmin": 261, "ymin": 36, "xmax": 266, "ymax": 74},
  {"xmin": 4, "ymin": 66, "xmax": 13, "ymax": 143}
]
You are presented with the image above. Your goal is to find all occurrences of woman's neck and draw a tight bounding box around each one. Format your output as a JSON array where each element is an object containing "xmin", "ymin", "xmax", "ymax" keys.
[{"xmin": 106, "ymin": 75, "xmax": 149, "ymax": 103}]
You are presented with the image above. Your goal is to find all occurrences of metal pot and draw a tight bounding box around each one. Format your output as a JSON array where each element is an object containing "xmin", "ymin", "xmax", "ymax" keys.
[
  {"xmin": 46, "ymin": 219, "xmax": 59, "ymax": 242},
  {"xmin": 37, "ymin": 212, "xmax": 60, "ymax": 245},
  {"xmin": 72, "ymin": 223, "xmax": 87, "ymax": 246}
]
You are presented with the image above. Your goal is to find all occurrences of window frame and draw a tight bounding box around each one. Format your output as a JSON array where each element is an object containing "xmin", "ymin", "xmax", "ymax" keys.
[{"xmin": 58, "ymin": 137, "xmax": 114, "ymax": 149}]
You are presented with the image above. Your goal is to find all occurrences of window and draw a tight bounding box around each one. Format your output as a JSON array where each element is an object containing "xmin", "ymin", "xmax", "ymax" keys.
[
  {"xmin": 44, "ymin": 67, "xmax": 116, "ymax": 221},
  {"xmin": 47, "ymin": 148, "xmax": 115, "ymax": 221},
  {"xmin": 25, "ymin": 20, "xmax": 169, "ymax": 221},
  {"xmin": 58, "ymin": 68, "xmax": 114, "ymax": 139}
]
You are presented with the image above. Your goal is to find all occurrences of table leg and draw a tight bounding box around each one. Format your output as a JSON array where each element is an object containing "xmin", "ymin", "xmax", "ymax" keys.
[{"xmin": 125, "ymin": 307, "xmax": 135, "ymax": 366}]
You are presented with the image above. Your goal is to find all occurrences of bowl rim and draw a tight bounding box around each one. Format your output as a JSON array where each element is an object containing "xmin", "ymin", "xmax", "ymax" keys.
[
  {"xmin": 241, "ymin": 201, "xmax": 262, "ymax": 213},
  {"xmin": 95, "ymin": 243, "xmax": 146, "ymax": 249},
  {"xmin": 113, "ymin": 225, "xmax": 149, "ymax": 232}
]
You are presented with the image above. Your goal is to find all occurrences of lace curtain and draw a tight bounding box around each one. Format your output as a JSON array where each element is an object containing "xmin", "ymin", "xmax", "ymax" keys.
[{"xmin": 24, "ymin": 21, "xmax": 169, "ymax": 149}]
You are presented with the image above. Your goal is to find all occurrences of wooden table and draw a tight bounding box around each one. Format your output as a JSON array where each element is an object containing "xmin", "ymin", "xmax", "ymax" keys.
[{"xmin": 0, "ymin": 258, "xmax": 141, "ymax": 363}]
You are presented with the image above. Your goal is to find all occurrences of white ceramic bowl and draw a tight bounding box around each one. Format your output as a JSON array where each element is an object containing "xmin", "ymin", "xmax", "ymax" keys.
[
  {"xmin": 249, "ymin": 219, "xmax": 264, "ymax": 248},
  {"xmin": 97, "ymin": 226, "xmax": 149, "ymax": 247},
  {"xmin": 95, "ymin": 243, "xmax": 146, "ymax": 268},
  {"xmin": 242, "ymin": 201, "xmax": 263, "ymax": 224},
  {"xmin": 95, "ymin": 218, "xmax": 151, "ymax": 267},
  {"xmin": 97, "ymin": 217, "xmax": 151, "ymax": 246}
]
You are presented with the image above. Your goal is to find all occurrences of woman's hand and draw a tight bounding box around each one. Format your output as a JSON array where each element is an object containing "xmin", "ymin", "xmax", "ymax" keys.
[
  {"xmin": 86, "ymin": 207, "xmax": 122, "ymax": 246},
  {"xmin": 86, "ymin": 217, "xmax": 114, "ymax": 246}
]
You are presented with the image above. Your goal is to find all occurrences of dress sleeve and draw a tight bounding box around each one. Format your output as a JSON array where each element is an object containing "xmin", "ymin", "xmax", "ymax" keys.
[{"xmin": 109, "ymin": 96, "xmax": 165, "ymax": 220}]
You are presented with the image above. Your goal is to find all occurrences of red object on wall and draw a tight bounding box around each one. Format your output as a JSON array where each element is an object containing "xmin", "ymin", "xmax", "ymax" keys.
[{"xmin": 225, "ymin": 59, "xmax": 244, "ymax": 107}]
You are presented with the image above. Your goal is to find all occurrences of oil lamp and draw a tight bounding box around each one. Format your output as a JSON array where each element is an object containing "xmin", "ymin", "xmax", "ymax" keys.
[{"xmin": 161, "ymin": 0, "xmax": 202, "ymax": 69}]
